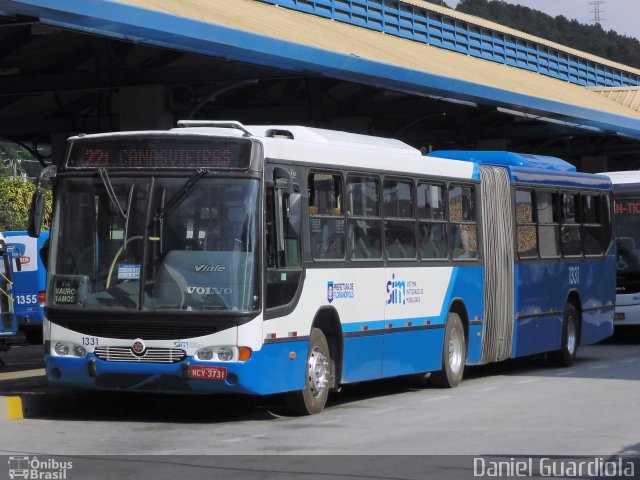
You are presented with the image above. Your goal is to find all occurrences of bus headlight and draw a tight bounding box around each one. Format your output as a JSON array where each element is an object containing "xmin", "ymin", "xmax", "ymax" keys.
[
  {"xmin": 196, "ymin": 347, "xmax": 214, "ymax": 361},
  {"xmin": 55, "ymin": 342, "xmax": 69, "ymax": 356},
  {"xmin": 195, "ymin": 346, "xmax": 240, "ymax": 362},
  {"xmin": 73, "ymin": 345, "xmax": 87, "ymax": 357},
  {"xmin": 217, "ymin": 347, "xmax": 233, "ymax": 361}
]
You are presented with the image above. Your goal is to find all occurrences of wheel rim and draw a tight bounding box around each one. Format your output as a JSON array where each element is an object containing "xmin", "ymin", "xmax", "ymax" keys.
[
  {"xmin": 566, "ymin": 314, "xmax": 577, "ymax": 356},
  {"xmin": 448, "ymin": 327, "xmax": 464, "ymax": 373},
  {"xmin": 307, "ymin": 346, "xmax": 329, "ymax": 399}
]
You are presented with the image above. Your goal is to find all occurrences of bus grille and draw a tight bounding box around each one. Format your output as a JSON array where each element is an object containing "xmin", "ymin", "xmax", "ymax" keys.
[{"xmin": 94, "ymin": 346, "xmax": 186, "ymax": 363}]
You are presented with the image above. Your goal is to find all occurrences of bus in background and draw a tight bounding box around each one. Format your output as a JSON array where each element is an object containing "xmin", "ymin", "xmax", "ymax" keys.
[
  {"xmin": 599, "ymin": 171, "xmax": 640, "ymax": 326},
  {"xmin": 3, "ymin": 231, "xmax": 49, "ymax": 344},
  {"xmin": 0, "ymin": 233, "xmax": 17, "ymax": 364},
  {"xmin": 27, "ymin": 122, "xmax": 615, "ymax": 414}
]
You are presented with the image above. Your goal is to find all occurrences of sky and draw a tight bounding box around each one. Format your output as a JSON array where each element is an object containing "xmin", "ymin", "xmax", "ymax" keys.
[{"xmin": 447, "ymin": 0, "xmax": 640, "ymax": 40}]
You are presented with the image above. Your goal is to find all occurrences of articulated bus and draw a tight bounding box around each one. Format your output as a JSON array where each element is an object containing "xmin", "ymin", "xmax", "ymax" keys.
[
  {"xmin": 28, "ymin": 122, "xmax": 615, "ymax": 414},
  {"xmin": 600, "ymin": 171, "xmax": 640, "ymax": 326}
]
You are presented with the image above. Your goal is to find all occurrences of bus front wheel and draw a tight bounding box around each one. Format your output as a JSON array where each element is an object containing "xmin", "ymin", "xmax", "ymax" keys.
[
  {"xmin": 286, "ymin": 327, "xmax": 331, "ymax": 415},
  {"xmin": 551, "ymin": 303, "xmax": 579, "ymax": 367},
  {"xmin": 431, "ymin": 312, "xmax": 466, "ymax": 388}
]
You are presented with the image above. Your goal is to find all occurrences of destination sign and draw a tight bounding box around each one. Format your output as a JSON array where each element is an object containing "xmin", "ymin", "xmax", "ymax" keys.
[
  {"xmin": 614, "ymin": 200, "xmax": 640, "ymax": 215},
  {"xmin": 66, "ymin": 136, "xmax": 252, "ymax": 169}
]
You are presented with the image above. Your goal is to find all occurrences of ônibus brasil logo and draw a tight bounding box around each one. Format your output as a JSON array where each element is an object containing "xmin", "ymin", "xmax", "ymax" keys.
[{"xmin": 8, "ymin": 456, "xmax": 73, "ymax": 479}]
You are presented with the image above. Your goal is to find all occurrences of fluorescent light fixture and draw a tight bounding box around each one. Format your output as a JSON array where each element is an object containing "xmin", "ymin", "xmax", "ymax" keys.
[{"xmin": 497, "ymin": 107, "xmax": 604, "ymax": 132}]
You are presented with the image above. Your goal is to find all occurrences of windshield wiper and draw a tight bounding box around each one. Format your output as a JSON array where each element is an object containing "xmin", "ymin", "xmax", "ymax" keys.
[
  {"xmin": 151, "ymin": 168, "xmax": 209, "ymax": 224},
  {"xmin": 98, "ymin": 168, "xmax": 126, "ymax": 219},
  {"xmin": 99, "ymin": 168, "xmax": 134, "ymax": 253}
]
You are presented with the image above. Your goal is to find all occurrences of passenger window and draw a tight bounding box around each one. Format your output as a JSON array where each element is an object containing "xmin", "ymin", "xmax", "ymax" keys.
[
  {"xmin": 346, "ymin": 176, "xmax": 382, "ymax": 260},
  {"xmin": 449, "ymin": 185, "xmax": 478, "ymax": 260},
  {"xmin": 582, "ymin": 194, "xmax": 603, "ymax": 256},
  {"xmin": 537, "ymin": 191, "xmax": 560, "ymax": 258},
  {"xmin": 601, "ymin": 195, "xmax": 612, "ymax": 251},
  {"xmin": 309, "ymin": 173, "xmax": 345, "ymax": 260},
  {"xmin": 417, "ymin": 183, "xmax": 447, "ymax": 259},
  {"xmin": 561, "ymin": 193, "xmax": 582, "ymax": 256},
  {"xmin": 516, "ymin": 190, "xmax": 537, "ymax": 258},
  {"xmin": 384, "ymin": 178, "xmax": 416, "ymax": 259}
]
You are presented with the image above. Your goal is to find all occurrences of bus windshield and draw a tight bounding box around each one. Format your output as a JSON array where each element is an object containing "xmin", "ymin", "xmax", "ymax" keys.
[
  {"xmin": 48, "ymin": 175, "xmax": 260, "ymax": 313},
  {"xmin": 614, "ymin": 196, "xmax": 640, "ymax": 293}
]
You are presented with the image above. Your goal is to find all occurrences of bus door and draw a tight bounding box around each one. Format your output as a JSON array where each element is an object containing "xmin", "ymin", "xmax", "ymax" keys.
[
  {"xmin": 479, "ymin": 165, "xmax": 515, "ymax": 363},
  {"xmin": 265, "ymin": 165, "xmax": 304, "ymax": 311},
  {"xmin": 0, "ymin": 239, "xmax": 16, "ymax": 338}
]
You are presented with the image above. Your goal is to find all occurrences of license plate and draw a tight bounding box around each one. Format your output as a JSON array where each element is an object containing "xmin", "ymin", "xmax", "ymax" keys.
[{"xmin": 189, "ymin": 365, "xmax": 227, "ymax": 381}]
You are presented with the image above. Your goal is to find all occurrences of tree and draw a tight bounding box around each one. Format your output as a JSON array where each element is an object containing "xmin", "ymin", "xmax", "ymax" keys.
[
  {"xmin": 424, "ymin": 0, "xmax": 451, "ymax": 8},
  {"xmin": 0, "ymin": 178, "xmax": 52, "ymax": 232},
  {"xmin": 455, "ymin": 0, "xmax": 640, "ymax": 69}
]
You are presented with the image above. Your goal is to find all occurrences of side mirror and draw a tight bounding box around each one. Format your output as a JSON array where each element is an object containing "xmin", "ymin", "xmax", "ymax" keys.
[
  {"xmin": 272, "ymin": 166, "xmax": 293, "ymax": 195},
  {"xmin": 28, "ymin": 165, "xmax": 57, "ymax": 238},
  {"xmin": 28, "ymin": 191, "xmax": 46, "ymax": 238}
]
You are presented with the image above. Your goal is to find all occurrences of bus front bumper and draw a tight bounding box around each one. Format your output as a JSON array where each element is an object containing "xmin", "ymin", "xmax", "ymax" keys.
[
  {"xmin": 45, "ymin": 341, "xmax": 308, "ymax": 396},
  {"xmin": 614, "ymin": 303, "xmax": 640, "ymax": 325}
]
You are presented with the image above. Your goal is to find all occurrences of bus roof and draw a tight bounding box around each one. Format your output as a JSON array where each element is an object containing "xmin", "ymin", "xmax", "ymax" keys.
[
  {"xmin": 428, "ymin": 150, "xmax": 611, "ymax": 189},
  {"xmin": 427, "ymin": 151, "xmax": 576, "ymax": 172},
  {"xmin": 69, "ymin": 122, "xmax": 478, "ymax": 181},
  {"xmin": 599, "ymin": 171, "xmax": 640, "ymax": 185}
]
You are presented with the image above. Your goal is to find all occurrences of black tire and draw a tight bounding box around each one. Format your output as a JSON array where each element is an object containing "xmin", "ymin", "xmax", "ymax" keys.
[
  {"xmin": 24, "ymin": 326, "xmax": 43, "ymax": 345},
  {"xmin": 285, "ymin": 327, "xmax": 331, "ymax": 415},
  {"xmin": 431, "ymin": 312, "xmax": 466, "ymax": 388},
  {"xmin": 550, "ymin": 302, "xmax": 580, "ymax": 367}
]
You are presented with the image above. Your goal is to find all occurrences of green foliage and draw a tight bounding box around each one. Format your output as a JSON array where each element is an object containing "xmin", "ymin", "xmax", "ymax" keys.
[
  {"xmin": 456, "ymin": 0, "xmax": 640, "ymax": 69},
  {"xmin": 0, "ymin": 178, "xmax": 52, "ymax": 232}
]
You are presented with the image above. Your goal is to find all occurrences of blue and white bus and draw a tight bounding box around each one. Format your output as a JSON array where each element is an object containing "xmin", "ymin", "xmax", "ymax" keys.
[
  {"xmin": 0, "ymin": 232, "xmax": 17, "ymax": 362},
  {"xmin": 28, "ymin": 122, "xmax": 615, "ymax": 414},
  {"xmin": 599, "ymin": 171, "xmax": 640, "ymax": 326},
  {"xmin": 3, "ymin": 231, "xmax": 49, "ymax": 344}
]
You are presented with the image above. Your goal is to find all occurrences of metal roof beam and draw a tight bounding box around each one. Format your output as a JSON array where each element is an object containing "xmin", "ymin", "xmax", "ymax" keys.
[{"xmin": 0, "ymin": 62, "xmax": 297, "ymax": 96}]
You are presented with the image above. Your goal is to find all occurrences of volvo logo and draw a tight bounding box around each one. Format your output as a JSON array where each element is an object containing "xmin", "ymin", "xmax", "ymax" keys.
[{"xmin": 132, "ymin": 339, "xmax": 146, "ymax": 356}]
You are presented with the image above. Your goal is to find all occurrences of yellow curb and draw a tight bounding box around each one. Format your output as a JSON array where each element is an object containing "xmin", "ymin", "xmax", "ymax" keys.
[{"xmin": 1, "ymin": 395, "xmax": 24, "ymax": 420}]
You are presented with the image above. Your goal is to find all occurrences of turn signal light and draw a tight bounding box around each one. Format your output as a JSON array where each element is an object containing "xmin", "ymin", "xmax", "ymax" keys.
[
  {"xmin": 38, "ymin": 291, "xmax": 46, "ymax": 307},
  {"xmin": 238, "ymin": 347, "xmax": 252, "ymax": 361}
]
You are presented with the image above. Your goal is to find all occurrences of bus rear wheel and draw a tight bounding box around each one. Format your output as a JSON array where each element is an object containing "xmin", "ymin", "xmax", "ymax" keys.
[
  {"xmin": 551, "ymin": 302, "xmax": 579, "ymax": 367},
  {"xmin": 431, "ymin": 312, "xmax": 466, "ymax": 388},
  {"xmin": 286, "ymin": 327, "xmax": 331, "ymax": 415}
]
